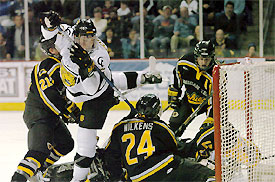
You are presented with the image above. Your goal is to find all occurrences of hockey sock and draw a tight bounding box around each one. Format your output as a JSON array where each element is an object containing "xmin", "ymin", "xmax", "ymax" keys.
[
  {"xmin": 43, "ymin": 147, "xmax": 63, "ymax": 170},
  {"xmin": 12, "ymin": 150, "xmax": 47, "ymax": 180}
]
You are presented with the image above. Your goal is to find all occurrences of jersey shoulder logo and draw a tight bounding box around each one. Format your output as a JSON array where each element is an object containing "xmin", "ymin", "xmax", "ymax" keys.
[{"xmin": 60, "ymin": 65, "xmax": 76, "ymax": 87}]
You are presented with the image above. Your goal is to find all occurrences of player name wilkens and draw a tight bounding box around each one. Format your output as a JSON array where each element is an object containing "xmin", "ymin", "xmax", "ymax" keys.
[{"xmin": 124, "ymin": 122, "xmax": 154, "ymax": 132}]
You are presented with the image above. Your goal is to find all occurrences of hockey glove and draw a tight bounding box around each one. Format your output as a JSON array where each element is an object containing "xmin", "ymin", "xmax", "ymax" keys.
[
  {"xmin": 193, "ymin": 125, "xmax": 214, "ymax": 162},
  {"xmin": 168, "ymin": 84, "xmax": 180, "ymax": 108},
  {"xmin": 70, "ymin": 43, "xmax": 95, "ymax": 80},
  {"xmin": 176, "ymin": 138, "xmax": 197, "ymax": 158},
  {"xmin": 40, "ymin": 10, "xmax": 61, "ymax": 31},
  {"xmin": 141, "ymin": 72, "xmax": 162, "ymax": 84},
  {"xmin": 62, "ymin": 101, "xmax": 81, "ymax": 124}
]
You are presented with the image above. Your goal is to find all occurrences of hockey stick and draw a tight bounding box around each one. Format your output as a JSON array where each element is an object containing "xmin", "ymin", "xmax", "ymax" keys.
[
  {"xmin": 175, "ymin": 92, "xmax": 213, "ymax": 136},
  {"xmin": 57, "ymin": 26, "xmax": 136, "ymax": 111},
  {"xmin": 162, "ymin": 104, "xmax": 171, "ymax": 113}
]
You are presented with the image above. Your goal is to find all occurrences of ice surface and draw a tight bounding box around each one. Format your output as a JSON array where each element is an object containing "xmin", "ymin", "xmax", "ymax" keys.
[{"xmin": 0, "ymin": 110, "xmax": 206, "ymax": 181}]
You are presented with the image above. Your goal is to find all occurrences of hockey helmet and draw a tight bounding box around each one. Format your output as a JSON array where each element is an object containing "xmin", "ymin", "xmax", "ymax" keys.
[
  {"xmin": 40, "ymin": 35, "xmax": 60, "ymax": 58},
  {"xmin": 73, "ymin": 19, "xmax": 97, "ymax": 37},
  {"xmin": 194, "ymin": 40, "xmax": 215, "ymax": 71},
  {"xmin": 136, "ymin": 94, "xmax": 162, "ymax": 119}
]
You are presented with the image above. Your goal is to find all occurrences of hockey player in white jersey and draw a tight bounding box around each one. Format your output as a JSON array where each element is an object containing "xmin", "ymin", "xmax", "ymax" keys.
[{"xmin": 40, "ymin": 11, "xmax": 161, "ymax": 181}]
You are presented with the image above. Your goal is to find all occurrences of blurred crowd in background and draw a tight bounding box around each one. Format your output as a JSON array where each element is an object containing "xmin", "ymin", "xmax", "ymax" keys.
[{"xmin": 0, "ymin": 0, "xmax": 268, "ymax": 61}]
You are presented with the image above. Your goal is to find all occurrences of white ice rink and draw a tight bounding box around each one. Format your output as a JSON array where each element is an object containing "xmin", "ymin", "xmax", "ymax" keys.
[{"xmin": 1, "ymin": 110, "xmax": 206, "ymax": 181}]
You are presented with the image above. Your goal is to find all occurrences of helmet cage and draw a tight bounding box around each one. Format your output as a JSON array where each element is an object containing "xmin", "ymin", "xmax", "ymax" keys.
[
  {"xmin": 194, "ymin": 40, "xmax": 215, "ymax": 71},
  {"xmin": 73, "ymin": 19, "xmax": 97, "ymax": 38}
]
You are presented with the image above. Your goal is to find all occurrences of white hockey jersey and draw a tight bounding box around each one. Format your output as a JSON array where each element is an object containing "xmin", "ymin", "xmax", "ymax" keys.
[{"xmin": 41, "ymin": 24, "xmax": 112, "ymax": 103}]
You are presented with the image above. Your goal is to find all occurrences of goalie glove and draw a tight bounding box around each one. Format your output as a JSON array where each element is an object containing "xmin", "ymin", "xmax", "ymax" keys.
[
  {"xmin": 61, "ymin": 100, "xmax": 81, "ymax": 124},
  {"xmin": 193, "ymin": 124, "xmax": 214, "ymax": 162},
  {"xmin": 168, "ymin": 84, "xmax": 181, "ymax": 108},
  {"xmin": 40, "ymin": 10, "xmax": 61, "ymax": 31},
  {"xmin": 70, "ymin": 43, "xmax": 95, "ymax": 80}
]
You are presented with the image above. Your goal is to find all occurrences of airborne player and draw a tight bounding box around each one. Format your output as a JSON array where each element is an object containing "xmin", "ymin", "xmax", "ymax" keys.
[{"xmin": 40, "ymin": 11, "xmax": 161, "ymax": 181}]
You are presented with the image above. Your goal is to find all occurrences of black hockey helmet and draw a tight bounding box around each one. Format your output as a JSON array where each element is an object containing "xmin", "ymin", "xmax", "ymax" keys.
[
  {"xmin": 136, "ymin": 94, "xmax": 162, "ymax": 119},
  {"xmin": 194, "ymin": 40, "xmax": 215, "ymax": 71},
  {"xmin": 73, "ymin": 19, "xmax": 97, "ymax": 37},
  {"xmin": 40, "ymin": 35, "xmax": 58, "ymax": 58}
]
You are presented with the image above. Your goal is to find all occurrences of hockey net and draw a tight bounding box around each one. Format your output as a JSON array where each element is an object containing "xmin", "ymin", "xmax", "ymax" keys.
[{"xmin": 213, "ymin": 60, "xmax": 275, "ymax": 182}]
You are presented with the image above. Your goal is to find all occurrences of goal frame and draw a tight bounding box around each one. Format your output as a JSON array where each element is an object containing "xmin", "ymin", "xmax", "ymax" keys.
[{"xmin": 213, "ymin": 62, "xmax": 254, "ymax": 182}]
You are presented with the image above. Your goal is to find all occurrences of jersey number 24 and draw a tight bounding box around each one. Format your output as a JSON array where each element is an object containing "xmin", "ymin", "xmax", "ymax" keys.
[{"xmin": 122, "ymin": 130, "xmax": 156, "ymax": 165}]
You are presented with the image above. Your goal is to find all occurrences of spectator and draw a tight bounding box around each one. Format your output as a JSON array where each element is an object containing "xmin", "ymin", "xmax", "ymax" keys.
[
  {"xmin": 102, "ymin": 28, "xmax": 122, "ymax": 59},
  {"xmin": 224, "ymin": 0, "xmax": 247, "ymax": 32},
  {"xmin": 143, "ymin": 0, "xmax": 158, "ymax": 16},
  {"xmin": 106, "ymin": 10, "xmax": 121, "ymax": 37},
  {"xmin": 121, "ymin": 29, "xmax": 140, "ymax": 58},
  {"xmin": 28, "ymin": 6, "xmax": 40, "ymax": 60},
  {"xmin": 0, "ymin": 24, "xmax": 5, "ymax": 34},
  {"xmin": 5, "ymin": 12, "xmax": 25, "ymax": 59},
  {"xmin": 0, "ymin": 0, "xmax": 15, "ymax": 27},
  {"xmin": 180, "ymin": 0, "xmax": 198, "ymax": 16},
  {"xmin": 32, "ymin": 0, "xmax": 63, "ymax": 17},
  {"xmin": 102, "ymin": 0, "xmax": 116, "ymax": 19},
  {"xmin": 132, "ymin": 7, "xmax": 154, "ymax": 49},
  {"xmin": 92, "ymin": 7, "xmax": 107, "ymax": 39},
  {"xmin": 215, "ymin": 1, "xmax": 239, "ymax": 48},
  {"xmin": 0, "ymin": 31, "xmax": 7, "ymax": 60},
  {"xmin": 154, "ymin": 0, "xmax": 182, "ymax": 21},
  {"xmin": 189, "ymin": 25, "xmax": 200, "ymax": 47},
  {"xmin": 212, "ymin": 29, "xmax": 235, "ymax": 58},
  {"xmin": 170, "ymin": 7, "xmax": 197, "ymax": 52},
  {"xmin": 85, "ymin": 0, "xmax": 104, "ymax": 18},
  {"xmin": 245, "ymin": 42, "xmax": 257, "ymax": 57},
  {"xmin": 203, "ymin": 0, "xmax": 222, "ymax": 27},
  {"xmin": 117, "ymin": 1, "xmax": 131, "ymax": 17},
  {"xmin": 151, "ymin": 5, "xmax": 175, "ymax": 55},
  {"xmin": 116, "ymin": 1, "xmax": 132, "ymax": 38},
  {"xmin": 224, "ymin": 0, "xmax": 245, "ymax": 15},
  {"xmin": 62, "ymin": 0, "xmax": 80, "ymax": 25}
]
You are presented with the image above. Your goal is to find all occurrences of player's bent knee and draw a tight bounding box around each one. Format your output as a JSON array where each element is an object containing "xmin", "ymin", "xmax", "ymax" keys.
[
  {"xmin": 77, "ymin": 127, "xmax": 97, "ymax": 158},
  {"xmin": 56, "ymin": 137, "xmax": 74, "ymax": 155}
]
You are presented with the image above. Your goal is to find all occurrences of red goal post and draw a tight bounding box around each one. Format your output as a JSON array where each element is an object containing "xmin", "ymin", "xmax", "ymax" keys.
[{"xmin": 213, "ymin": 58, "xmax": 275, "ymax": 182}]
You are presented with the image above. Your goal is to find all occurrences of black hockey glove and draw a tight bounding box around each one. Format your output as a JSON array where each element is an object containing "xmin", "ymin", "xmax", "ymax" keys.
[
  {"xmin": 62, "ymin": 101, "xmax": 81, "ymax": 124},
  {"xmin": 176, "ymin": 138, "xmax": 196, "ymax": 158},
  {"xmin": 40, "ymin": 10, "xmax": 61, "ymax": 31},
  {"xmin": 70, "ymin": 43, "xmax": 95, "ymax": 80},
  {"xmin": 168, "ymin": 84, "xmax": 181, "ymax": 109}
]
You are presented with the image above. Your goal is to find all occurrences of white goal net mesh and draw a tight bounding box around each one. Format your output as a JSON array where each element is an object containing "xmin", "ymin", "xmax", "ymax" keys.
[{"xmin": 217, "ymin": 61, "xmax": 275, "ymax": 182}]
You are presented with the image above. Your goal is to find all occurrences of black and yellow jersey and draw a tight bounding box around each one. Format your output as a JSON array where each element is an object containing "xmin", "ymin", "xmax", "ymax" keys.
[
  {"xmin": 25, "ymin": 57, "xmax": 71, "ymax": 122},
  {"xmin": 173, "ymin": 52, "xmax": 213, "ymax": 106},
  {"xmin": 104, "ymin": 117, "xmax": 178, "ymax": 182}
]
